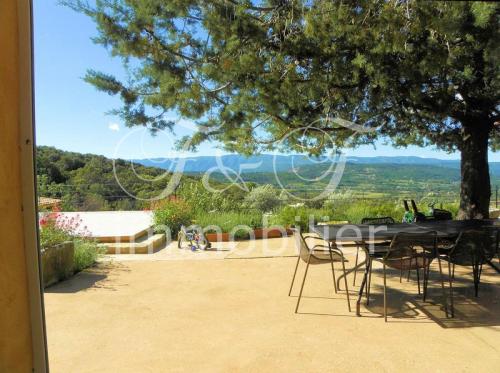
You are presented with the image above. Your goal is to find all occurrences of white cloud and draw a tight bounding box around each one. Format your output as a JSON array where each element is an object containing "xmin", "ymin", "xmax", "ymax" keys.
[{"xmin": 108, "ymin": 122, "xmax": 120, "ymax": 132}]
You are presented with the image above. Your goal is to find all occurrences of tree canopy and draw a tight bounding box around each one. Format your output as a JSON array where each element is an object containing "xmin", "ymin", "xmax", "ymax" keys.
[{"xmin": 66, "ymin": 0, "xmax": 499, "ymax": 218}]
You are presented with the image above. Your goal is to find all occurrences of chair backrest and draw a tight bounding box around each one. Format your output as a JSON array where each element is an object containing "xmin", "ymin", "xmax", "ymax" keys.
[
  {"xmin": 361, "ymin": 216, "xmax": 395, "ymax": 225},
  {"xmin": 292, "ymin": 229, "xmax": 332, "ymax": 264},
  {"xmin": 482, "ymin": 226, "xmax": 499, "ymax": 260},
  {"xmin": 449, "ymin": 229, "xmax": 496, "ymax": 265},
  {"xmin": 385, "ymin": 231, "xmax": 437, "ymax": 264}
]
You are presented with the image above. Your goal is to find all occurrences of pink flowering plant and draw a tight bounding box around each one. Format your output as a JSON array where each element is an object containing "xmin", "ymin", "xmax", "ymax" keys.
[
  {"xmin": 39, "ymin": 209, "xmax": 103, "ymax": 272},
  {"xmin": 39, "ymin": 209, "xmax": 91, "ymax": 249}
]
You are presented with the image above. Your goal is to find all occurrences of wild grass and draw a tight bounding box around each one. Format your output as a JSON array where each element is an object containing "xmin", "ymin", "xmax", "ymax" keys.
[
  {"xmin": 269, "ymin": 200, "xmax": 460, "ymax": 232},
  {"xmin": 194, "ymin": 210, "xmax": 263, "ymax": 238},
  {"xmin": 73, "ymin": 239, "xmax": 105, "ymax": 273},
  {"xmin": 194, "ymin": 210, "xmax": 263, "ymax": 231}
]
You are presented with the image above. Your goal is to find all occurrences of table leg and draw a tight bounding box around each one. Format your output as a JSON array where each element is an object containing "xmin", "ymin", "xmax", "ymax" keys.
[
  {"xmin": 336, "ymin": 258, "xmax": 366, "ymax": 290},
  {"xmin": 356, "ymin": 249, "xmax": 371, "ymax": 316}
]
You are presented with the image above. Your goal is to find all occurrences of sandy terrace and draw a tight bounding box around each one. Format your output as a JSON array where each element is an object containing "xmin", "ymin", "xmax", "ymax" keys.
[{"xmin": 44, "ymin": 238, "xmax": 500, "ymax": 372}]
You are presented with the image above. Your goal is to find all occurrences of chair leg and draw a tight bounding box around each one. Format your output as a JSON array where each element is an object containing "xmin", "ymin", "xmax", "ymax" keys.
[
  {"xmin": 422, "ymin": 258, "xmax": 428, "ymax": 302},
  {"xmin": 328, "ymin": 246, "xmax": 338, "ymax": 294},
  {"xmin": 353, "ymin": 247, "xmax": 359, "ymax": 286},
  {"xmin": 473, "ymin": 261, "xmax": 482, "ymax": 297},
  {"xmin": 415, "ymin": 257, "xmax": 421, "ymax": 295},
  {"xmin": 383, "ymin": 263, "xmax": 387, "ymax": 322},
  {"xmin": 366, "ymin": 259, "xmax": 372, "ymax": 305},
  {"xmin": 437, "ymin": 257, "xmax": 449, "ymax": 317},
  {"xmin": 295, "ymin": 253, "xmax": 311, "ymax": 313},
  {"xmin": 340, "ymin": 252, "xmax": 351, "ymax": 312},
  {"xmin": 399, "ymin": 258, "xmax": 404, "ymax": 283},
  {"xmin": 288, "ymin": 254, "xmax": 301, "ymax": 296},
  {"xmin": 447, "ymin": 260, "xmax": 454, "ymax": 318}
]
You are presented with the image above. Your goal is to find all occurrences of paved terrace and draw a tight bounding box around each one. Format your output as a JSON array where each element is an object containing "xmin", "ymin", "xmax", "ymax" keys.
[{"xmin": 45, "ymin": 238, "xmax": 499, "ymax": 372}]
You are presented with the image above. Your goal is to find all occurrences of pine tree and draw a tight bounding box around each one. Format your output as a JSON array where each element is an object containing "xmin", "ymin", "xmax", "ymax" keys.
[{"xmin": 65, "ymin": 0, "xmax": 499, "ymax": 219}]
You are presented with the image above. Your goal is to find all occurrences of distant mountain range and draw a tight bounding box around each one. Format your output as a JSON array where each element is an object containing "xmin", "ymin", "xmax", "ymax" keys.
[{"xmin": 132, "ymin": 154, "xmax": 500, "ymax": 175}]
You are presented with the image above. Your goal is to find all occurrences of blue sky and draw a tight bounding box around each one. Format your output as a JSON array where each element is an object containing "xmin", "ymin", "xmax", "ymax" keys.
[{"xmin": 34, "ymin": 0, "xmax": 498, "ymax": 161}]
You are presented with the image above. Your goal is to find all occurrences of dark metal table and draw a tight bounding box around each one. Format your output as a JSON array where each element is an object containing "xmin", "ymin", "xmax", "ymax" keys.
[{"xmin": 312, "ymin": 220, "xmax": 499, "ymax": 316}]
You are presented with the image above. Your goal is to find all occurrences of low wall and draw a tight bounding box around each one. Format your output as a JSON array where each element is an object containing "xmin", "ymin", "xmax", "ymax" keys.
[
  {"xmin": 205, "ymin": 228, "xmax": 293, "ymax": 242},
  {"xmin": 41, "ymin": 241, "xmax": 74, "ymax": 287}
]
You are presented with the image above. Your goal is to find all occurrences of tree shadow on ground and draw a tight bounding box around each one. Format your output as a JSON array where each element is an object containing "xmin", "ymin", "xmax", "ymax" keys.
[
  {"xmin": 364, "ymin": 266, "xmax": 500, "ymax": 328},
  {"xmin": 44, "ymin": 262, "xmax": 131, "ymax": 293}
]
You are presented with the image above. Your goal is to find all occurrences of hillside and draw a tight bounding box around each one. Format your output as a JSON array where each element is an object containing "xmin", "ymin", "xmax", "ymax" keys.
[
  {"xmin": 38, "ymin": 147, "xmax": 499, "ymax": 210},
  {"xmin": 133, "ymin": 153, "xmax": 500, "ymax": 176},
  {"xmin": 37, "ymin": 146, "xmax": 207, "ymax": 210},
  {"xmin": 200, "ymin": 163, "xmax": 464, "ymax": 201}
]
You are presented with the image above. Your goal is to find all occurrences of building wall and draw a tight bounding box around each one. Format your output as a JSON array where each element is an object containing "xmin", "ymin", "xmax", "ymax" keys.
[{"xmin": 0, "ymin": 1, "xmax": 36, "ymax": 371}]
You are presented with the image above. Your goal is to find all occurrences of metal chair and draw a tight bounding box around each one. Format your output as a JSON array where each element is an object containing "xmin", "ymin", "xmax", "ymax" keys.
[
  {"xmin": 437, "ymin": 228, "xmax": 497, "ymax": 317},
  {"xmin": 371, "ymin": 231, "xmax": 439, "ymax": 322},
  {"xmin": 354, "ymin": 217, "xmax": 395, "ymax": 286},
  {"xmin": 484, "ymin": 226, "xmax": 500, "ymax": 265},
  {"xmin": 289, "ymin": 229, "xmax": 351, "ymax": 313}
]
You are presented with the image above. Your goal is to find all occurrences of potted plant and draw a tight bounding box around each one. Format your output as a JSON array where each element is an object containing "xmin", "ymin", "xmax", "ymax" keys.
[
  {"xmin": 39, "ymin": 211, "xmax": 102, "ymax": 287},
  {"xmin": 39, "ymin": 212, "xmax": 75, "ymax": 287}
]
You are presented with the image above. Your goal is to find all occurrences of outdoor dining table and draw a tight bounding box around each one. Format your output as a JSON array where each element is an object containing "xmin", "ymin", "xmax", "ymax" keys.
[{"xmin": 312, "ymin": 219, "xmax": 500, "ymax": 316}]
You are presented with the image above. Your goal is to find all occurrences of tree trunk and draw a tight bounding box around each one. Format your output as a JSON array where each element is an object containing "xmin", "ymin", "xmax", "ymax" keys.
[{"xmin": 457, "ymin": 125, "xmax": 491, "ymax": 220}]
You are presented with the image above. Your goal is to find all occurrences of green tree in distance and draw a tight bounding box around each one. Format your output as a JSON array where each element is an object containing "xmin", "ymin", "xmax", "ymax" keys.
[{"xmin": 65, "ymin": 1, "xmax": 499, "ymax": 219}]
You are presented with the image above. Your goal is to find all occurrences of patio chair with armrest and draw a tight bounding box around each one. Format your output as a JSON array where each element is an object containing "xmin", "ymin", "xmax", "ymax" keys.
[
  {"xmin": 437, "ymin": 228, "xmax": 498, "ymax": 318},
  {"xmin": 289, "ymin": 229, "xmax": 351, "ymax": 313},
  {"xmin": 370, "ymin": 231, "xmax": 440, "ymax": 322}
]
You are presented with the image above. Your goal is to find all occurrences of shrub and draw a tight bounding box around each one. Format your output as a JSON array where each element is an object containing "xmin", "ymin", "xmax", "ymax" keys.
[
  {"xmin": 73, "ymin": 239, "xmax": 105, "ymax": 272},
  {"xmin": 194, "ymin": 211, "xmax": 263, "ymax": 239},
  {"xmin": 270, "ymin": 206, "xmax": 331, "ymax": 232},
  {"xmin": 39, "ymin": 211, "xmax": 89, "ymax": 249},
  {"xmin": 177, "ymin": 182, "xmax": 246, "ymax": 213},
  {"xmin": 439, "ymin": 202, "xmax": 459, "ymax": 218},
  {"xmin": 243, "ymin": 184, "xmax": 282, "ymax": 212},
  {"xmin": 341, "ymin": 202, "xmax": 405, "ymax": 224},
  {"xmin": 39, "ymin": 223, "xmax": 72, "ymax": 249},
  {"xmin": 152, "ymin": 198, "xmax": 193, "ymax": 237}
]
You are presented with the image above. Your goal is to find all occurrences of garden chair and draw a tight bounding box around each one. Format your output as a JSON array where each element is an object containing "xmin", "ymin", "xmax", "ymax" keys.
[
  {"xmin": 370, "ymin": 231, "xmax": 439, "ymax": 322},
  {"xmin": 353, "ymin": 217, "xmax": 395, "ymax": 286},
  {"xmin": 484, "ymin": 226, "xmax": 500, "ymax": 265},
  {"xmin": 437, "ymin": 228, "xmax": 498, "ymax": 318},
  {"xmin": 289, "ymin": 229, "xmax": 351, "ymax": 313}
]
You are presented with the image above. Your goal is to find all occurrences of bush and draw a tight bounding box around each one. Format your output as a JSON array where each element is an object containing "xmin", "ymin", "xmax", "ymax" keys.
[
  {"xmin": 340, "ymin": 202, "xmax": 405, "ymax": 224},
  {"xmin": 73, "ymin": 239, "xmax": 105, "ymax": 272},
  {"xmin": 39, "ymin": 223, "xmax": 72, "ymax": 249},
  {"xmin": 152, "ymin": 198, "xmax": 193, "ymax": 237},
  {"xmin": 39, "ymin": 211, "xmax": 89, "ymax": 249},
  {"xmin": 176, "ymin": 182, "xmax": 247, "ymax": 213},
  {"xmin": 194, "ymin": 211, "xmax": 263, "ymax": 239},
  {"xmin": 243, "ymin": 184, "xmax": 282, "ymax": 212},
  {"xmin": 270, "ymin": 206, "xmax": 332, "ymax": 232},
  {"xmin": 439, "ymin": 202, "xmax": 459, "ymax": 218}
]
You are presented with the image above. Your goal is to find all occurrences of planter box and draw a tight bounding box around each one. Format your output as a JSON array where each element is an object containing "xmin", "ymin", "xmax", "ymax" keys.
[
  {"xmin": 253, "ymin": 228, "xmax": 293, "ymax": 239},
  {"xmin": 205, "ymin": 228, "xmax": 292, "ymax": 242},
  {"xmin": 205, "ymin": 232, "xmax": 231, "ymax": 242},
  {"xmin": 41, "ymin": 241, "xmax": 74, "ymax": 287}
]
